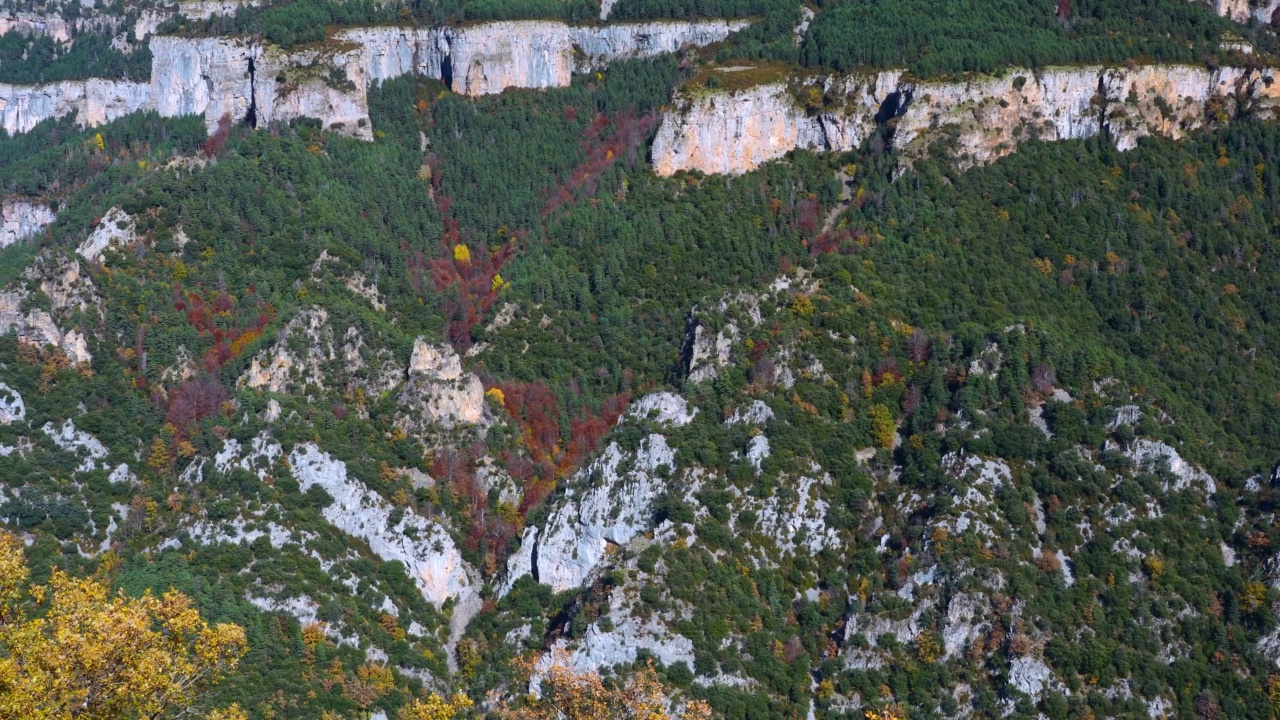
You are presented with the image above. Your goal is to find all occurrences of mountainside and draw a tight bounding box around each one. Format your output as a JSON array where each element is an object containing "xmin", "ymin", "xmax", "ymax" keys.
[{"xmin": 4, "ymin": 0, "xmax": 1280, "ymax": 719}]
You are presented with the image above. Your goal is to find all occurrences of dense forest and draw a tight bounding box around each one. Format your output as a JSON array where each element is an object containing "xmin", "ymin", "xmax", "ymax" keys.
[
  {"xmin": 0, "ymin": 26, "xmax": 151, "ymax": 82},
  {"xmin": 799, "ymin": 0, "xmax": 1249, "ymax": 75}
]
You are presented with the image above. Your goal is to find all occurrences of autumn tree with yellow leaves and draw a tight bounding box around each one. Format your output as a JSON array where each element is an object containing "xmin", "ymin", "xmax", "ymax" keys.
[
  {"xmin": 497, "ymin": 647, "xmax": 711, "ymax": 720},
  {"xmin": 0, "ymin": 532, "xmax": 248, "ymax": 720}
]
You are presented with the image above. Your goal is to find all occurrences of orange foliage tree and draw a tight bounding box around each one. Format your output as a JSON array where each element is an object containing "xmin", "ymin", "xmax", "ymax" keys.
[{"xmin": 498, "ymin": 648, "xmax": 710, "ymax": 720}]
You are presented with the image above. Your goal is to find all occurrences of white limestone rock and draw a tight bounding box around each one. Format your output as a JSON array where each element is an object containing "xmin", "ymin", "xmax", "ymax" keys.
[
  {"xmin": 628, "ymin": 391, "xmax": 697, "ymax": 427},
  {"xmin": 398, "ymin": 338, "xmax": 485, "ymax": 428},
  {"xmin": 256, "ymin": 42, "xmax": 373, "ymax": 139},
  {"xmin": 507, "ymin": 434, "xmax": 676, "ymax": 592},
  {"xmin": 941, "ymin": 592, "xmax": 990, "ymax": 660},
  {"xmin": 42, "ymin": 418, "xmax": 108, "ymax": 473},
  {"xmin": 754, "ymin": 470, "xmax": 837, "ymax": 555},
  {"xmin": 745, "ymin": 434, "xmax": 769, "ymax": 472},
  {"xmin": 288, "ymin": 443, "xmax": 480, "ymax": 610},
  {"xmin": 0, "ymin": 199, "xmax": 54, "ymax": 248},
  {"xmin": 1125, "ymin": 439, "xmax": 1215, "ymax": 495},
  {"xmin": 727, "ymin": 400, "xmax": 774, "ymax": 426},
  {"xmin": 570, "ymin": 20, "xmax": 749, "ymax": 71},
  {"xmin": 652, "ymin": 64, "xmax": 1280, "ymax": 176},
  {"xmin": 77, "ymin": 207, "xmax": 136, "ymax": 262},
  {"xmin": 935, "ymin": 452, "xmax": 1012, "ymax": 539},
  {"xmin": 242, "ymin": 308, "xmax": 332, "ymax": 394},
  {"xmin": 1008, "ymin": 656, "xmax": 1062, "ymax": 700},
  {"xmin": 0, "ymin": 382, "xmax": 24, "ymax": 425},
  {"xmin": 549, "ymin": 584, "xmax": 697, "ymax": 674},
  {"xmin": 0, "ymin": 79, "xmax": 151, "ymax": 135},
  {"xmin": 0, "ymin": 291, "xmax": 92, "ymax": 364},
  {"xmin": 148, "ymin": 35, "xmax": 257, "ymax": 133}
]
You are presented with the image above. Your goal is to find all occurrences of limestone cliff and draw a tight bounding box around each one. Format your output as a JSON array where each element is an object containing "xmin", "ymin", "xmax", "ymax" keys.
[
  {"xmin": 570, "ymin": 19, "xmax": 750, "ymax": 71},
  {"xmin": 0, "ymin": 18, "xmax": 744, "ymax": 136},
  {"xmin": 0, "ymin": 199, "xmax": 54, "ymax": 248},
  {"xmin": 148, "ymin": 35, "xmax": 257, "ymax": 132},
  {"xmin": 652, "ymin": 64, "xmax": 1280, "ymax": 176},
  {"xmin": 0, "ymin": 78, "xmax": 150, "ymax": 135},
  {"xmin": 1206, "ymin": 0, "xmax": 1280, "ymax": 24},
  {"xmin": 256, "ymin": 41, "xmax": 373, "ymax": 139},
  {"xmin": 340, "ymin": 19, "xmax": 746, "ymax": 97}
]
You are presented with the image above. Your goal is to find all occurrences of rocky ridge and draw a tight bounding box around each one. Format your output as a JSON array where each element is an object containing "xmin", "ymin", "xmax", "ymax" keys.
[{"xmin": 652, "ymin": 64, "xmax": 1280, "ymax": 175}]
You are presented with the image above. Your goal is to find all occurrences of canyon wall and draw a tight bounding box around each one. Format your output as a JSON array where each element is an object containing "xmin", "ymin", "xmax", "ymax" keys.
[
  {"xmin": 652, "ymin": 65, "xmax": 1280, "ymax": 176},
  {"xmin": 0, "ymin": 77, "xmax": 150, "ymax": 134},
  {"xmin": 0, "ymin": 199, "xmax": 54, "ymax": 248},
  {"xmin": 148, "ymin": 35, "xmax": 257, "ymax": 130},
  {"xmin": 0, "ymin": 18, "xmax": 743, "ymax": 136},
  {"xmin": 1207, "ymin": 0, "xmax": 1280, "ymax": 24},
  {"xmin": 338, "ymin": 19, "xmax": 747, "ymax": 97},
  {"xmin": 256, "ymin": 41, "xmax": 374, "ymax": 139}
]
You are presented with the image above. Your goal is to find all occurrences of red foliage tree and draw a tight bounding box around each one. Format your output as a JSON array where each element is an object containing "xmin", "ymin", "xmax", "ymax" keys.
[{"xmin": 203, "ymin": 113, "xmax": 233, "ymax": 158}]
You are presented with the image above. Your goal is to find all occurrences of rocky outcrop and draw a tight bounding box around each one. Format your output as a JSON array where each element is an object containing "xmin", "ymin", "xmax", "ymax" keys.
[
  {"xmin": 43, "ymin": 418, "xmax": 108, "ymax": 473},
  {"xmin": 396, "ymin": 338, "xmax": 486, "ymax": 429},
  {"xmin": 341, "ymin": 19, "xmax": 746, "ymax": 97},
  {"xmin": 571, "ymin": 20, "xmax": 750, "ymax": 72},
  {"xmin": 504, "ymin": 432, "xmax": 676, "ymax": 592},
  {"xmin": 0, "ymin": 11, "xmax": 74, "ymax": 42},
  {"xmin": 149, "ymin": 34, "xmax": 375, "ymax": 135},
  {"xmin": 77, "ymin": 206, "xmax": 135, "ymax": 261},
  {"xmin": 0, "ymin": 291, "xmax": 91, "ymax": 364},
  {"xmin": 288, "ymin": 443, "xmax": 479, "ymax": 608},
  {"xmin": 1205, "ymin": 0, "xmax": 1280, "ymax": 24},
  {"xmin": 0, "ymin": 78, "xmax": 151, "ymax": 135},
  {"xmin": 0, "ymin": 199, "xmax": 54, "ymax": 248},
  {"xmin": 447, "ymin": 21, "xmax": 575, "ymax": 97},
  {"xmin": 336, "ymin": 26, "xmax": 445, "ymax": 85},
  {"xmin": 652, "ymin": 64, "xmax": 1280, "ymax": 175},
  {"xmin": 0, "ymin": 382, "xmax": 23, "ymax": 425},
  {"xmin": 178, "ymin": 0, "xmax": 268, "ymax": 19}
]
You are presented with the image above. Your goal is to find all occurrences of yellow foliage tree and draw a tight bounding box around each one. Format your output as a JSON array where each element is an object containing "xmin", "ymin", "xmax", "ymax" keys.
[
  {"xmin": 868, "ymin": 404, "xmax": 896, "ymax": 449},
  {"xmin": 0, "ymin": 531, "xmax": 247, "ymax": 719},
  {"xmin": 398, "ymin": 692, "xmax": 473, "ymax": 720},
  {"xmin": 499, "ymin": 647, "xmax": 710, "ymax": 720},
  {"xmin": 453, "ymin": 244, "xmax": 471, "ymax": 263}
]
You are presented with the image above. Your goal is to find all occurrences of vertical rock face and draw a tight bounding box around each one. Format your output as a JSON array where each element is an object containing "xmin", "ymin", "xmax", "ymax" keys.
[
  {"xmin": 504, "ymin": 434, "xmax": 676, "ymax": 592},
  {"xmin": 0, "ymin": 18, "xmax": 745, "ymax": 136},
  {"xmin": 652, "ymin": 64, "xmax": 1280, "ymax": 176},
  {"xmin": 149, "ymin": 35, "xmax": 257, "ymax": 132},
  {"xmin": 0, "ymin": 79, "xmax": 151, "ymax": 135},
  {"xmin": 570, "ymin": 20, "xmax": 750, "ymax": 70},
  {"xmin": 178, "ymin": 0, "xmax": 269, "ymax": 20},
  {"xmin": 0, "ymin": 291, "xmax": 92, "ymax": 364},
  {"xmin": 256, "ymin": 42, "xmax": 373, "ymax": 139},
  {"xmin": 0, "ymin": 12, "xmax": 73, "ymax": 42},
  {"xmin": 397, "ymin": 337, "xmax": 486, "ymax": 429},
  {"xmin": 448, "ymin": 21, "xmax": 575, "ymax": 96},
  {"xmin": 0, "ymin": 200, "xmax": 54, "ymax": 249},
  {"xmin": 1206, "ymin": 0, "xmax": 1280, "ymax": 23},
  {"xmin": 337, "ymin": 19, "xmax": 746, "ymax": 97},
  {"xmin": 652, "ymin": 82, "xmax": 829, "ymax": 177},
  {"xmin": 77, "ymin": 206, "xmax": 136, "ymax": 261},
  {"xmin": 337, "ymin": 26, "xmax": 427, "ymax": 84}
]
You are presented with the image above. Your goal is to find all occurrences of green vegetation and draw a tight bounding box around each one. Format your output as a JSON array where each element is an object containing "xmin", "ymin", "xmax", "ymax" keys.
[
  {"xmin": 0, "ymin": 29, "xmax": 151, "ymax": 83},
  {"xmin": 5, "ymin": 5, "xmax": 1280, "ymax": 715},
  {"xmin": 800, "ymin": 0, "xmax": 1244, "ymax": 75}
]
